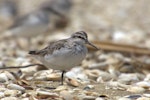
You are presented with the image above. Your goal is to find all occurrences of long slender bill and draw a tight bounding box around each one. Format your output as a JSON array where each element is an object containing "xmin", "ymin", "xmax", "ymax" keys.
[{"xmin": 87, "ymin": 41, "xmax": 100, "ymax": 50}]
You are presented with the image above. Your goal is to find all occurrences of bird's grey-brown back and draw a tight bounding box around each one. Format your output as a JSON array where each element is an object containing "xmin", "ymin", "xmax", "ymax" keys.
[
  {"xmin": 29, "ymin": 31, "xmax": 98, "ymax": 70},
  {"xmin": 29, "ymin": 31, "xmax": 89, "ymax": 56}
]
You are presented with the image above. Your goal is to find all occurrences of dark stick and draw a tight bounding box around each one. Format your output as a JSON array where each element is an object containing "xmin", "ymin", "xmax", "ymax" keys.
[{"xmin": 0, "ymin": 63, "xmax": 44, "ymax": 70}]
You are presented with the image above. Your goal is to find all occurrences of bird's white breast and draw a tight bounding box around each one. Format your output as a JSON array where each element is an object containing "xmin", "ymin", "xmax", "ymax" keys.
[{"xmin": 39, "ymin": 44, "xmax": 87, "ymax": 70}]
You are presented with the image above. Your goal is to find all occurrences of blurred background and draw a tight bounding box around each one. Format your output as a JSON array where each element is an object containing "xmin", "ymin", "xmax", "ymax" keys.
[
  {"xmin": 0, "ymin": 0, "xmax": 150, "ymax": 46},
  {"xmin": 0, "ymin": 0, "xmax": 150, "ymax": 64},
  {"xmin": 0, "ymin": 1, "xmax": 150, "ymax": 99}
]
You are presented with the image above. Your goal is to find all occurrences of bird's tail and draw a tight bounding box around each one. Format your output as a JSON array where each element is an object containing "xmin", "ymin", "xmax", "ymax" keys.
[{"xmin": 28, "ymin": 51, "xmax": 37, "ymax": 55}]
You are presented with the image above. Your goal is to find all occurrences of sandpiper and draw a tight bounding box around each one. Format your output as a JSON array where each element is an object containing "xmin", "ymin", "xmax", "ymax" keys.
[{"xmin": 29, "ymin": 31, "xmax": 99, "ymax": 84}]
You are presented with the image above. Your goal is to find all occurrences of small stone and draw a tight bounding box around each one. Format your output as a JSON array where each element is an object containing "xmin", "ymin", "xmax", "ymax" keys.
[
  {"xmin": 66, "ymin": 78, "xmax": 79, "ymax": 87},
  {"xmin": 0, "ymin": 92, "xmax": 4, "ymax": 98},
  {"xmin": 1, "ymin": 97, "xmax": 19, "ymax": 100},
  {"xmin": 60, "ymin": 90, "xmax": 73, "ymax": 100},
  {"xmin": 127, "ymin": 86, "xmax": 145, "ymax": 93},
  {"xmin": 7, "ymin": 83, "xmax": 25, "ymax": 93},
  {"xmin": 82, "ymin": 96, "xmax": 96, "ymax": 100},
  {"xmin": 136, "ymin": 81, "xmax": 150, "ymax": 89},
  {"xmin": 4, "ymin": 90, "xmax": 22, "ymax": 97},
  {"xmin": 83, "ymin": 85, "xmax": 94, "ymax": 90},
  {"xmin": 36, "ymin": 90, "xmax": 59, "ymax": 99},
  {"xmin": 54, "ymin": 86, "xmax": 68, "ymax": 92}
]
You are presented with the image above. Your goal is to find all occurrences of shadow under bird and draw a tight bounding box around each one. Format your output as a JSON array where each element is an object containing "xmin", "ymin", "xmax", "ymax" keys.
[{"xmin": 29, "ymin": 31, "xmax": 99, "ymax": 85}]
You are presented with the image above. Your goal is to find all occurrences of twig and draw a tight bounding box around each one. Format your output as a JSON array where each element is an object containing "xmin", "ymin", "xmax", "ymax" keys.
[
  {"xmin": 88, "ymin": 41, "xmax": 150, "ymax": 55},
  {"xmin": 0, "ymin": 63, "xmax": 44, "ymax": 70}
]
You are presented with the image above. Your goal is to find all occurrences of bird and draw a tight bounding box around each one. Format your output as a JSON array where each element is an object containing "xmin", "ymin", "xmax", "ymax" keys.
[
  {"xmin": 40, "ymin": 0, "xmax": 72, "ymax": 28},
  {"xmin": 3, "ymin": 9, "xmax": 50, "ymax": 38},
  {"xmin": 29, "ymin": 31, "xmax": 99, "ymax": 85},
  {"xmin": 40, "ymin": 0, "xmax": 72, "ymax": 16},
  {"xmin": 1, "ymin": 0, "xmax": 72, "ymax": 39}
]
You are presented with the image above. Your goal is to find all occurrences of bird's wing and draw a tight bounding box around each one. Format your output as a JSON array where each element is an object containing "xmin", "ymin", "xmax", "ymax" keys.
[{"xmin": 36, "ymin": 39, "xmax": 68, "ymax": 56}]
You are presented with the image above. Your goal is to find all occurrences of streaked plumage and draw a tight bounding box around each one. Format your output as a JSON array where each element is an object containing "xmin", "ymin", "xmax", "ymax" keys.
[{"xmin": 29, "ymin": 31, "xmax": 99, "ymax": 84}]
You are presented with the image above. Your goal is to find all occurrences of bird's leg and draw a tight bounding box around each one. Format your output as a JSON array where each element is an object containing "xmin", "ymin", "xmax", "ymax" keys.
[{"xmin": 61, "ymin": 70, "xmax": 66, "ymax": 85}]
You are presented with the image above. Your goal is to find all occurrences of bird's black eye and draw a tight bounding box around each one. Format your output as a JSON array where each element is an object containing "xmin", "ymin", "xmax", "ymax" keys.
[{"xmin": 78, "ymin": 36, "xmax": 84, "ymax": 39}]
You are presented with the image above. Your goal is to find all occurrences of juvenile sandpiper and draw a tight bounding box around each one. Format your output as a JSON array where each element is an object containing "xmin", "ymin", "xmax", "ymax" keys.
[{"xmin": 29, "ymin": 31, "xmax": 99, "ymax": 85}]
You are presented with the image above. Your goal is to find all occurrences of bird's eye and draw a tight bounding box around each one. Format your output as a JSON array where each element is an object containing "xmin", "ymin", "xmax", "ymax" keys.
[{"xmin": 78, "ymin": 36, "xmax": 84, "ymax": 39}]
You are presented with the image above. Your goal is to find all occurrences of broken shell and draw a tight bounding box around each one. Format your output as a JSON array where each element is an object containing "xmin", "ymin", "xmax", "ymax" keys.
[
  {"xmin": 36, "ymin": 90, "xmax": 59, "ymax": 99},
  {"xmin": 118, "ymin": 73, "xmax": 139, "ymax": 85},
  {"xmin": 46, "ymin": 73, "xmax": 61, "ymax": 81},
  {"xmin": 0, "ymin": 73, "xmax": 8, "ymax": 82},
  {"xmin": 0, "ymin": 71, "xmax": 15, "ymax": 82},
  {"xmin": 1, "ymin": 97, "xmax": 19, "ymax": 100},
  {"xmin": 96, "ymin": 71, "xmax": 113, "ymax": 82},
  {"xmin": 60, "ymin": 90, "xmax": 73, "ymax": 100},
  {"xmin": 88, "ymin": 62, "xmax": 108, "ymax": 70},
  {"xmin": 137, "ymin": 97, "xmax": 150, "ymax": 100},
  {"xmin": 124, "ymin": 94, "xmax": 142, "ymax": 99},
  {"xmin": 33, "ymin": 70, "xmax": 59, "ymax": 81},
  {"xmin": 144, "ymin": 74, "xmax": 150, "ymax": 81},
  {"xmin": 83, "ymin": 85, "xmax": 95, "ymax": 90},
  {"xmin": 83, "ymin": 91, "xmax": 99, "ymax": 97},
  {"xmin": 17, "ymin": 38, "xmax": 29, "ymax": 50},
  {"xmin": 85, "ymin": 69, "xmax": 101, "ymax": 80},
  {"xmin": 0, "ymin": 92, "xmax": 5, "ymax": 98},
  {"xmin": 4, "ymin": 71, "xmax": 16, "ymax": 81},
  {"xmin": 95, "ymin": 97, "xmax": 105, "ymax": 100},
  {"xmin": 127, "ymin": 86, "xmax": 145, "ymax": 93},
  {"xmin": 7, "ymin": 83, "xmax": 25, "ymax": 93},
  {"xmin": 106, "ymin": 81, "xmax": 129, "ymax": 90},
  {"xmin": 66, "ymin": 78, "xmax": 79, "ymax": 87},
  {"xmin": 135, "ymin": 81, "xmax": 150, "ymax": 89},
  {"xmin": 54, "ymin": 86, "xmax": 68, "ymax": 92},
  {"xmin": 34, "ymin": 70, "xmax": 53, "ymax": 77},
  {"xmin": 143, "ymin": 94, "xmax": 150, "ymax": 97},
  {"xmin": 4, "ymin": 90, "xmax": 22, "ymax": 97},
  {"xmin": 66, "ymin": 70, "xmax": 89, "ymax": 83},
  {"xmin": 116, "ymin": 97, "xmax": 132, "ymax": 100},
  {"xmin": 81, "ymin": 95, "xmax": 96, "ymax": 100}
]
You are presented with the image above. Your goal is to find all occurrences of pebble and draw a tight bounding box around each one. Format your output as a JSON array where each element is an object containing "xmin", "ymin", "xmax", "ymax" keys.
[
  {"xmin": 0, "ymin": 73, "xmax": 9, "ymax": 82},
  {"xmin": 83, "ymin": 85, "xmax": 95, "ymax": 90},
  {"xmin": 66, "ymin": 67, "xmax": 89, "ymax": 83},
  {"xmin": 36, "ymin": 90, "xmax": 59, "ymax": 98},
  {"xmin": 4, "ymin": 89, "xmax": 22, "ymax": 97},
  {"xmin": 118, "ymin": 73, "xmax": 139, "ymax": 84},
  {"xmin": 96, "ymin": 71, "xmax": 113, "ymax": 82},
  {"xmin": 60, "ymin": 90, "xmax": 73, "ymax": 100},
  {"xmin": 54, "ymin": 86, "xmax": 68, "ymax": 92},
  {"xmin": 66, "ymin": 78, "xmax": 79, "ymax": 87},
  {"xmin": 143, "ymin": 94, "xmax": 150, "ymax": 97},
  {"xmin": 117, "ymin": 97, "xmax": 132, "ymax": 100},
  {"xmin": 82, "ymin": 95, "xmax": 96, "ymax": 100},
  {"xmin": 1, "ymin": 97, "xmax": 19, "ymax": 100},
  {"xmin": 137, "ymin": 97, "xmax": 150, "ymax": 100},
  {"xmin": 124, "ymin": 94, "xmax": 142, "ymax": 99},
  {"xmin": 135, "ymin": 81, "xmax": 150, "ymax": 89},
  {"xmin": 0, "ymin": 71, "xmax": 15, "ymax": 82},
  {"xmin": 95, "ymin": 97, "xmax": 105, "ymax": 100},
  {"xmin": 106, "ymin": 81, "xmax": 129, "ymax": 90},
  {"xmin": 7, "ymin": 83, "xmax": 25, "ymax": 93},
  {"xmin": 46, "ymin": 73, "xmax": 61, "ymax": 81},
  {"xmin": 127, "ymin": 86, "xmax": 145, "ymax": 93},
  {"xmin": 0, "ymin": 92, "xmax": 5, "ymax": 98}
]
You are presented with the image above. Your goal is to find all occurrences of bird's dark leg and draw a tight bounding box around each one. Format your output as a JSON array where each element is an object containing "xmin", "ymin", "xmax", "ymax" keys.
[{"xmin": 61, "ymin": 70, "xmax": 66, "ymax": 85}]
